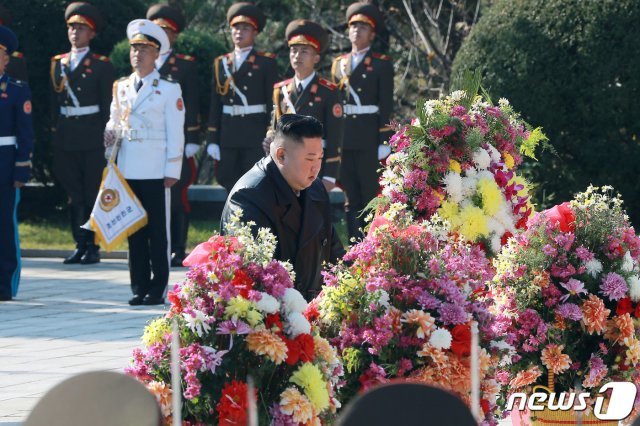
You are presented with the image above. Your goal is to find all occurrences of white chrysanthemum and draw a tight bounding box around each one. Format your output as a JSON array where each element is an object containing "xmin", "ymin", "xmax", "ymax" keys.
[
  {"xmin": 622, "ymin": 251, "xmax": 635, "ymax": 272},
  {"xmin": 450, "ymin": 90, "xmax": 465, "ymax": 102},
  {"xmin": 487, "ymin": 217, "xmax": 505, "ymax": 236},
  {"xmin": 465, "ymin": 167, "xmax": 478, "ymax": 178},
  {"xmin": 429, "ymin": 328, "xmax": 452, "ymax": 350},
  {"xmin": 494, "ymin": 204, "xmax": 516, "ymax": 232},
  {"xmin": 490, "ymin": 234, "xmax": 501, "ymax": 254},
  {"xmin": 498, "ymin": 97, "xmax": 510, "ymax": 108},
  {"xmin": 472, "ymin": 148, "xmax": 492, "ymax": 170},
  {"xmin": 477, "ymin": 170, "xmax": 495, "ymax": 181},
  {"xmin": 183, "ymin": 310, "xmax": 211, "ymax": 337},
  {"xmin": 629, "ymin": 275, "xmax": 640, "ymax": 302},
  {"xmin": 585, "ymin": 259, "xmax": 603, "ymax": 278},
  {"xmin": 285, "ymin": 312, "xmax": 311, "ymax": 337},
  {"xmin": 255, "ymin": 292, "xmax": 280, "ymax": 314},
  {"xmin": 282, "ymin": 288, "xmax": 308, "ymax": 314},
  {"xmin": 442, "ymin": 171, "xmax": 463, "ymax": 203},
  {"xmin": 461, "ymin": 175, "xmax": 478, "ymax": 198},
  {"xmin": 377, "ymin": 290, "xmax": 390, "ymax": 309},
  {"xmin": 485, "ymin": 144, "xmax": 502, "ymax": 163},
  {"xmin": 424, "ymin": 100, "xmax": 438, "ymax": 116}
]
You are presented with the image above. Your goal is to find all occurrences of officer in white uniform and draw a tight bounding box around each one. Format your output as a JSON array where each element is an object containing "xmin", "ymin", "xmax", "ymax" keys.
[{"xmin": 105, "ymin": 19, "xmax": 185, "ymax": 305}]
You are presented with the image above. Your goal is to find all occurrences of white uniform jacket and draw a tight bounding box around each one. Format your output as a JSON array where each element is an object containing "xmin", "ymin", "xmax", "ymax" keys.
[{"xmin": 106, "ymin": 69, "xmax": 185, "ymax": 180}]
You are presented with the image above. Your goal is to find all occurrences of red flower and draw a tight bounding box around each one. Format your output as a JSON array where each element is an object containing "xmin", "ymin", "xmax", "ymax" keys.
[
  {"xmin": 501, "ymin": 232, "xmax": 513, "ymax": 247},
  {"xmin": 284, "ymin": 334, "xmax": 315, "ymax": 365},
  {"xmin": 617, "ymin": 297, "xmax": 634, "ymax": 316},
  {"xmin": 265, "ymin": 313, "xmax": 283, "ymax": 333},
  {"xmin": 543, "ymin": 202, "xmax": 575, "ymax": 233},
  {"xmin": 634, "ymin": 303, "xmax": 640, "ymax": 319},
  {"xmin": 232, "ymin": 268, "xmax": 254, "ymax": 298},
  {"xmin": 450, "ymin": 324, "xmax": 472, "ymax": 358},
  {"xmin": 167, "ymin": 291, "xmax": 182, "ymax": 313},
  {"xmin": 304, "ymin": 300, "xmax": 320, "ymax": 322},
  {"xmin": 216, "ymin": 380, "xmax": 253, "ymax": 426},
  {"xmin": 481, "ymin": 398, "xmax": 491, "ymax": 415}
]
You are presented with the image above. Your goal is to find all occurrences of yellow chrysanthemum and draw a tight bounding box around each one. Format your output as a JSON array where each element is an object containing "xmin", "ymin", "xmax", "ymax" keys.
[
  {"xmin": 290, "ymin": 362, "xmax": 330, "ymax": 411},
  {"xmin": 502, "ymin": 152, "xmax": 515, "ymax": 169},
  {"xmin": 142, "ymin": 318, "xmax": 171, "ymax": 347},
  {"xmin": 437, "ymin": 200, "xmax": 460, "ymax": 227},
  {"xmin": 246, "ymin": 330, "xmax": 288, "ymax": 364},
  {"xmin": 449, "ymin": 159, "xmax": 462, "ymax": 173},
  {"xmin": 313, "ymin": 336, "xmax": 337, "ymax": 364},
  {"xmin": 224, "ymin": 296, "xmax": 253, "ymax": 321},
  {"xmin": 477, "ymin": 178, "xmax": 503, "ymax": 216},
  {"xmin": 280, "ymin": 387, "xmax": 315, "ymax": 424},
  {"xmin": 457, "ymin": 205, "xmax": 489, "ymax": 242},
  {"xmin": 246, "ymin": 309, "xmax": 263, "ymax": 327}
]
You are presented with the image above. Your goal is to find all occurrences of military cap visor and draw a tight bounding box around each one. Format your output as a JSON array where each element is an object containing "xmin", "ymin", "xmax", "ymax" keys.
[
  {"xmin": 65, "ymin": 2, "xmax": 103, "ymax": 32},
  {"xmin": 127, "ymin": 19, "xmax": 170, "ymax": 54},
  {"xmin": 146, "ymin": 4, "xmax": 186, "ymax": 33},
  {"xmin": 0, "ymin": 25, "xmax": 18, "ymax": 55},
  {"xmin": 227, "ymin": 2, "xmax": 265, "ymax": 32},
  {"xmin": 346, "ymin": 2, "xmax": 384, "ymax": 31}
]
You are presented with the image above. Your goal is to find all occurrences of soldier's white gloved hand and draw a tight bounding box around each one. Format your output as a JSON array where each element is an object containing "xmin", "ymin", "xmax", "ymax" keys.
[
  {"xmin": 184, "ymin": 143, "xmax": 200, "ymax": 159},
  {"xmin": 104, "ymin": 129, "xmax": 117, "ymax": 147},
  {"xmin": 378, "ymin": 144, "xmax": 391, "ymax": 160},
  {"xmin": 104, "ymin": 145, "xmax": 113, "ymax": 160},
  {"xmin": 207, "ymin": 143, "xmax": 221, "ymax": 161}
]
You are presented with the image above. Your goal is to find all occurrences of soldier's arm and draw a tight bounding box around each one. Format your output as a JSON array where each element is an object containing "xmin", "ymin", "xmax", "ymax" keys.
[
  {"xmin": 378, "ymin": 57, "xmax": 394, "ymax": 145},
  {"xmin": 322, "ymin": 87, "xmax": 344, "ymax": 181},
  {"xmin": 100, "ymin": 60, "xmax": 116, "ymax": 128},
  {"xmin": 13, "ymin": 83, "xmax": 34, "ymax": 184},
  {"xmin": 206, "ymin": 58, "xmax": 222, "ymax": 146},
  {"xmin": 263, "ymin": 56, "xmax": 279, "ymax": 134},
  {"xmin": 183, "ymin": 59, "xmax": 200, "ymax": 145},
  {"xmin": 49, "ymin": 58, "xmax": 60, "ymax": 130},
  {"xmin": 164, "ymin": 83, "xmax": 186, "ymax": 179}
]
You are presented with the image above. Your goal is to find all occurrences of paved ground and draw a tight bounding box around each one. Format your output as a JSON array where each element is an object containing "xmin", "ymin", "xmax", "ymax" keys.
[{"xmin": 0, "ymin": 258, "xmax": 183, "ymax": 424}]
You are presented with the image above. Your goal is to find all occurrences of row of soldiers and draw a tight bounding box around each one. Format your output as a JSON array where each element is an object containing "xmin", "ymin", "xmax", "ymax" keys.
[{"xmin": 1, "ymin": 1, "xmax": 394, "ymax": 268}]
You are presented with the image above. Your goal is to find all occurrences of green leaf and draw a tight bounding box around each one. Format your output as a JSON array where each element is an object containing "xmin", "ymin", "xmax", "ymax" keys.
[{"xmin": 520, "ymin": 127, "xmax": 549, "ymax": 160}]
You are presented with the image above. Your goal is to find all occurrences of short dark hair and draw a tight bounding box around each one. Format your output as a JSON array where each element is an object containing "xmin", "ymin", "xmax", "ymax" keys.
[{"xmin": 274, "ymin": 114, "xmax": 323, "ymax": 144}]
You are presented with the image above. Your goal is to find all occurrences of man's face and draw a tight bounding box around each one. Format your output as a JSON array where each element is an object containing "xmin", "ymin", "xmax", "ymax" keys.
[
  {"xmin": 275, "ymin": 136, "xmax": 324, "ymax": 191},
  {"xmin": 289, "ymin": 44, "xmax": 320, "ymax": 78},
  {"xmin": 0, "ymin": 50, "xmax": 8, "ymax": 75},
  {"xmin": 130, "ymin": 43, "xmax": 159, "ymax": 75},
  {"xmin": 161, "ymin": 27, "xmax": 178, "ymax": 47},
  {"xmin": 231, "ymin": 22, "xmax": 257, "ymax": 49},
  {"xmin": 349, "ymin": 21, "xmax": 375, "ymax": 50},
  {"xmin": 67, "ymin": 23, "xmax": 95, "ymax": 49}
]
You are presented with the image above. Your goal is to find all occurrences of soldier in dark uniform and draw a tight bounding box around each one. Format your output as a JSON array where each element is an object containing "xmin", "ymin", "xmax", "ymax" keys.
[
  {"xmin": 272, "ymin": 19, "xmax": 344, "ymax": 191},
  {"xmin": 0, "ymin": 6, "xmax": 28, "ymax": 81},
  {"xmin": 50, "ymin": 2, "xmax": 115, "ymax": 264},
  {"xmin": 0, "ymin": 26, "xmax": 33, "ymax": 301},
  {"xmin": 147, "ymin": 4, "xmax": 200, "ymax": 267},
  {"xmin": 331, "ymin": 3, "xmax": 393, "ymax": 240},
  {"xmin": 205, "ymin": 2, "xmax": 278, "ymax": 192}
]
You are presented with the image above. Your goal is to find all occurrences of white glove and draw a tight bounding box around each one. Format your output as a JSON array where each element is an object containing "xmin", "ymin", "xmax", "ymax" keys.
[
  {"xmin": 104, "ymin": 145, "xmax": 113, "ymax": 160},
  {"xmin": 207, "ymin": 143, "xmax": 221, "ymax": 161},
  {"xmin": 378, "ymin": 144, "xmax": 392, "ymax": 160},
  {"xmin": 185, "ymin": 143, "xmax": 200, "ymax": 159}
]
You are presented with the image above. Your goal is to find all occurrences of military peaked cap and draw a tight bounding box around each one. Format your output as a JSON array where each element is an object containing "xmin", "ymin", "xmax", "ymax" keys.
[
  {"xmin": 0, "ymin": 25, "xmax": 18, "ymax": 55},
  {"xmin": 65, "ymin": 2, "xmax": 103, "ymax": 32},
  {"xmin": 346, "ymin": 2, "xmax": 384, "ymax": 31},
  {"xmin": 285, "ymin": 19, "xmax": 328, "ymax": 54},
  {"xmin": 227, "ymin": 2, "xmax": 265, "ymax": 32},
  {"xmin": 146, "ymin": 4, "xmax": 186, "ymax": 33}
]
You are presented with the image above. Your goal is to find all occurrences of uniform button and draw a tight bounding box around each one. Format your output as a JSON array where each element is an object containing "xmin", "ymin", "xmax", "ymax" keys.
[
  {"xmin": 77, "ymin": 87, "xmax": 82, "ymax": 91},
  {"xmin": 243, "ymin": 86, "xmax": 248, "ymax": 90},
  {"xmin": 248, "ymin": 72, "xmax": 252, "ymax": 77},
  {"xmin": 309, "ymin": 102, "xmax": 313, "ymax": 106},
  {"xmin": 357, "ymin": 88, "xmax": 362, "ymax": 92},
  {"xmin": 230, "ymin": 99, "xmax": 234, "ymax": 104},
  {"xmin": 362, "ymin": 74, "xmax": 366, "ymax": 78},
  {"xmin": 322, "ymin": 238, "xmax": 327, "ymax": 247}
]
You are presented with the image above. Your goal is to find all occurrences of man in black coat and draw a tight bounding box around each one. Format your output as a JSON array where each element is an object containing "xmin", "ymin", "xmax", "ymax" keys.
[{"xmin": 221, "ymin": 114, "xmax": 345, "ymax": 301}]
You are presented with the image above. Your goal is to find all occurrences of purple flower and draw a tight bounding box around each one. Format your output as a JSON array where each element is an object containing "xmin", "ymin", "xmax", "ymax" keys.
[
  {"xmin": 270, "ymin": 403, "xmax": 298, "ymax": 426},
  {"xmin": 559, "ymin": 278, "xmax": 587, "ymax": 302},
  {"xmin": 600, "ymin": 272, "xmax": 628, "ymax": 301},
  {"xmin": 575, "ymin": 246, "xmax": 594, "ymax": 262},
  {"xmin": 542, "ymin": 244, "xmax": 557, "ymax": 257},
  {"xmin": 216, "ymin": 319, "xmax": 251, "ymax": 335},
  {"xmin": 438, "ymin": 302, "xmax": 469, "ymax": 325},
  {"xmin": 555, "ymin": 303, "xmax": 582, "ymax": 321}
]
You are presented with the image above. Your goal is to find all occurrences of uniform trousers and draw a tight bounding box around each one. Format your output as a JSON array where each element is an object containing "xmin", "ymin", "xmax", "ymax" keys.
[
  {"xmin": 339, "ymin": 147, "xmax": 380, "ymax": 226},
  {"xmin": 170, "ymin": 156, "xmax": 197, "ymax": 255},
  {"xmin": 53, "ymin": 148, "xmax": 105, "ymax": 209},
  {"xmin": 218, "ymin": 146, "xmax": 265, "ymax": 192},
  {"xmin": 127, "ymin": 179, "xmax": 170, "ymax": 298},
  {"xmin": 0, "ymin": 146, "xmax": 21, "ymax": 298}
]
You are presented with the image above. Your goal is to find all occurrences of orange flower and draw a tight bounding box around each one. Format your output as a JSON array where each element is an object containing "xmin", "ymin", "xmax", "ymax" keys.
[
  {"xmin": 313, "ymin": 336, "xmax": 337, "ymax": 364},
  {"xmin": 146, "ymin": 381, "xmax": 172, "ymax": 418},
  {"xmin": 417, "ymin": 343, "xmax": 448, "ymax": 365},
  {"xmin": 604, "ymin": 313, "xmax": 634, "ymax": 344},
  {"xmin": 509, "ymin": 366, "xmax": 542, "ymax": 388},
  {"xmin": 246, "ymin": 330, "xmax": 288, "ymax": 364},
  {"xmin": 280, "ymin": 387, "xmax": 315, "ymax": 424},
  {"xmin": 541, "ymin": 344, "xmax": 572, "ymax": 375},
  {"xmin": 581, "ymin": 294, "xmax": 610, "ymax": 335},
  {"xmin": 388, "ymin": 307, "xmax": 403, "ymax": 333},
  {"xmin": 533, "ymin": 270, "xmax": 551, "ymax": 288},
  {"xmin": 624, "ymin": 338, "xmax": 640, "ymax": 366},
  {"xmin": 402, "ymin": 309, "xmax": 436, "ymax": 338}
]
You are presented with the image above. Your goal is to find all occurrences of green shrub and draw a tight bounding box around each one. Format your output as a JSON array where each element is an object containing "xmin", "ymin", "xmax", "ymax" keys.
[{"xmin": 452, "ymin": 0, "xmax": 640, "ymax": 224}]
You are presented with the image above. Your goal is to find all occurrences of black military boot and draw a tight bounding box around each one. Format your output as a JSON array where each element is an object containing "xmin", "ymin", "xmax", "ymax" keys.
[
  {"xmin": 170, "ymin": 210, "xmax": 188, "ymax": 267},
  {"xmin": 63, "ymin": 205, "xmax": 86, "ymax": 264},
  {"xmin": 81, "ymin": 242, "xmax": 101, "ymax": 264}
]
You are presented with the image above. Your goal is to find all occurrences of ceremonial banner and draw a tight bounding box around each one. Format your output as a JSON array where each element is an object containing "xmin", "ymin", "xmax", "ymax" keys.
[{"xmin": 86, "ymin": 163, "xmax": 147, "ymax": 251}]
